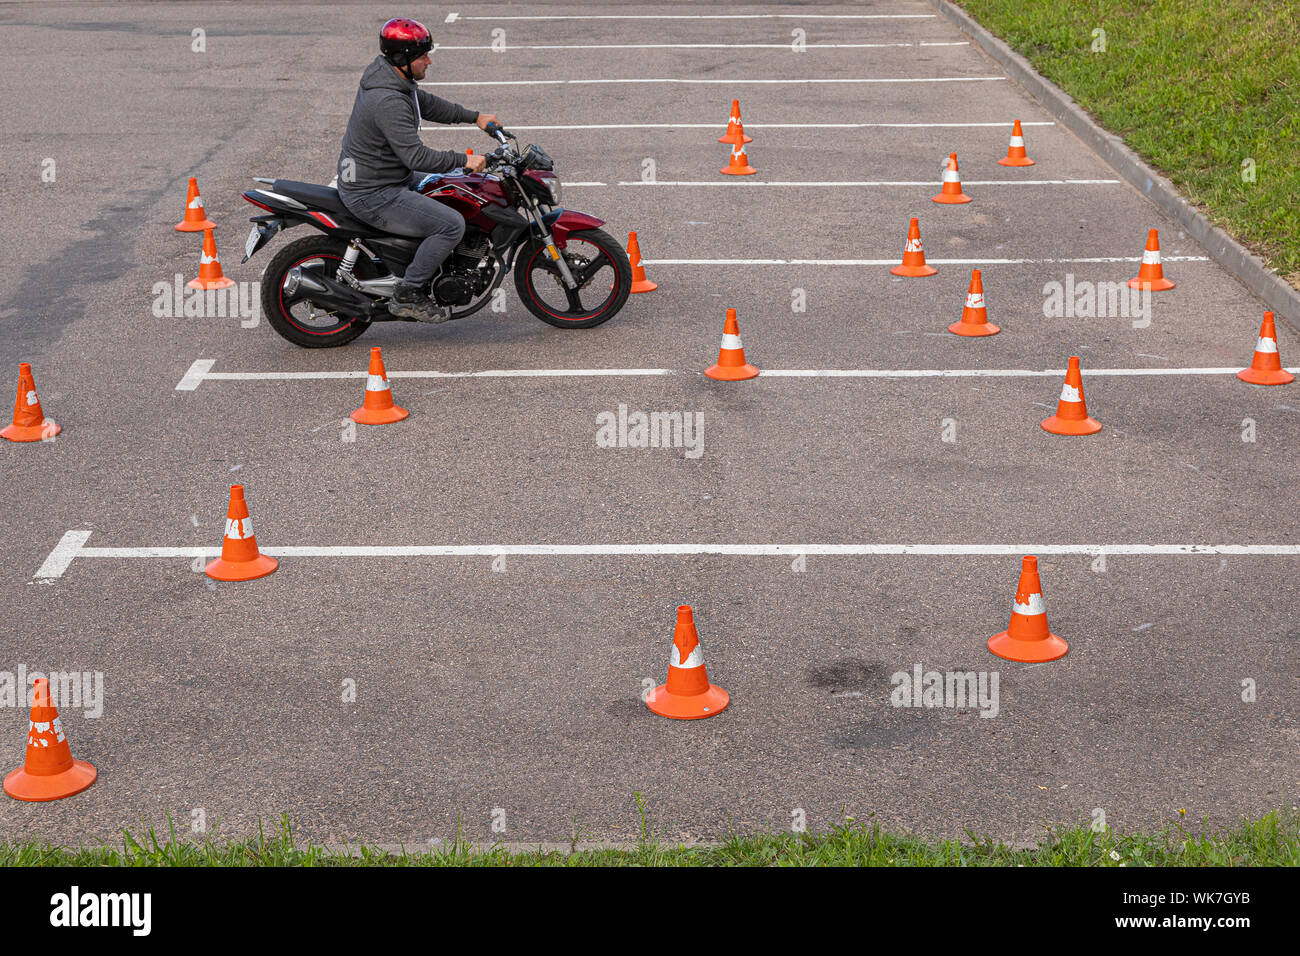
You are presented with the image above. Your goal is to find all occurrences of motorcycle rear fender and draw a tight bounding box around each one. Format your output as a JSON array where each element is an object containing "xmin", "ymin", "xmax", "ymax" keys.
[{"xmin": 243, "ymin": 215, "xmax": 288, "ymax": 263}]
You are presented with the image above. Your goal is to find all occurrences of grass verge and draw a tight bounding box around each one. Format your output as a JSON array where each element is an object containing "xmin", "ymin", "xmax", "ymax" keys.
[
  {"xmin": 1, "ymin": 806, "xmax": 1296, "ymax": 866},
  {"xmin": 955, "ymin": 0, "xmax": 1300, "ymax": 287}
]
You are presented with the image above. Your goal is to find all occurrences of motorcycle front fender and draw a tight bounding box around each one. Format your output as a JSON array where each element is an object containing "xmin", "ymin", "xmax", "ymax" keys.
[{"xmin": 549, "ymin": 209, "xmax": 606, "ymax": 247}]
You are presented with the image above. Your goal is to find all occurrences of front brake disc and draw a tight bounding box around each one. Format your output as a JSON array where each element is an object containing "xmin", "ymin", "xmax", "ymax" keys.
[{"xmin": 550, "ymin": 254, "xmax": 591, "ymax": 288}]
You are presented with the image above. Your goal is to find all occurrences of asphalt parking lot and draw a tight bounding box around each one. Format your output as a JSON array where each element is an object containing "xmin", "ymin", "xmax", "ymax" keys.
[{"xmin": 1, "ymin": 1, "xmax": 1296, "ymax": 847}]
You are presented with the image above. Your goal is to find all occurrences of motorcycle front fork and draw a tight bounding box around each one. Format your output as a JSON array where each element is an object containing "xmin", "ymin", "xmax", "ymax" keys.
[{"xmin": 525, "ymin": 203, "xmax": 578, "ymax": 289}]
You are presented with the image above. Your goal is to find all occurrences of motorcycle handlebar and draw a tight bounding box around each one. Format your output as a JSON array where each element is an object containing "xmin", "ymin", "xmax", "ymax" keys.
[
  {"xmin": 485, "ymin": 121, "xmax": 516, "ymax": 143},
  {"xmin": 460, "ymin": 124, "xmax": 517, "ymax": 173},
  {"xmin": 462, "ymin": 148, "xmax": 509, "ymax": 175}
]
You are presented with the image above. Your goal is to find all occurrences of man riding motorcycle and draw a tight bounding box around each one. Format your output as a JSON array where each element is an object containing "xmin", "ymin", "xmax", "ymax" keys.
[{"xmin": 336, "ymin": 17, "xmax": 499, "ymax": 322}]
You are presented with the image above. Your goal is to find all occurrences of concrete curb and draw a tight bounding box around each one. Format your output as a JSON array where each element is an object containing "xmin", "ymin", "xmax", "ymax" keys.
[{"xmin": 929, "ymin": 0, "xmax": 1300, "ymax": 334}]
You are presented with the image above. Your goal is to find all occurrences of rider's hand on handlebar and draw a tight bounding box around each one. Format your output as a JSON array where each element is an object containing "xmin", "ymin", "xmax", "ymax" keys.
[
  {"xmin": 463, "ymin": 153, "xmax": 488, "ymax": 174},
  {"xmin": 475, "ymin": 112, "xmax": 499, "ymax": 132}
]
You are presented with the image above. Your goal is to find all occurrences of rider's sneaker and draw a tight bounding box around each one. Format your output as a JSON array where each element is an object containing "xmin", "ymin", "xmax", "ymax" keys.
[{"xmin": 387, "ymin": 282, "xmax": 447, "ymax": 322}]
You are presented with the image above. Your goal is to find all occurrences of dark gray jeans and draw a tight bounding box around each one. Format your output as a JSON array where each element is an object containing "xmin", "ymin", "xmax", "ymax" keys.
[{"xmin": 339, "ymin": 172, "xmax": 466, "ymax": 288}]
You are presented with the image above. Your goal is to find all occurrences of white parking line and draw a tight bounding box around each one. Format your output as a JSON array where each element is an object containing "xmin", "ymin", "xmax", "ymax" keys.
[
  {"xmin": 456, "ymin": 180, "xmax": 1119, "ymax": 189},
  {"xmin": 175, "ymin": 362, "xmax": 675, "ymax": 390},
  {"xmin": 641, "ymin": 256, "xmax": 1211, "ymax": 266},
  {"xmin": 34, "ymin": 530, "xmax": 93, "ymax": 579},
  {"xmin": 434, "ymin": 41, "xmax": 971, "ymax": 50},
  {"xmin": 596, "ymin": 179, "xmax": 1122, "ymax": 187},
  {"xmin": 34, "ymin": 530, "xmax": 1300, "ymax": 579},
  {"xmin": 756, "ymin": 367, "xmax": 1289, "ymax": 377},
  {"xmin": 448, "ymin": 14, "xmax": 940, "ymax": 20},
  {"xmin": 423, "ymin": 76, "xmax": 1008, "ymax": 87},
  {"xmin": 175, "ymin": 360, "xmax": 1281, "ymax": 391},
  {"xmin": 176, "ymin": 359, "xmax": 215, "ymax": 390},
  {"xmin": 421, "ymin": 122, "xmax": 1057, "ymax": 131}
]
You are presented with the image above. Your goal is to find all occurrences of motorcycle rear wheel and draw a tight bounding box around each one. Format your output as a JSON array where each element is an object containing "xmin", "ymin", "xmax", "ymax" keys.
[{"xmin": 260, "ymin": 235, "xmax": 375, "ymax": 349}]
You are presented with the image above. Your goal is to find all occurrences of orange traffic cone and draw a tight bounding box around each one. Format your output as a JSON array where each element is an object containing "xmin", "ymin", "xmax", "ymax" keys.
[
  {"xmin": 1042, "ymin": 356, "xmax": 1102, "ymax": 435},
  {"xmin": 705, "ymin": 308, "xmax": 759, "ymax": 381},
  {"xmin": 187, "ymin": 228, "xmax": 236, "ymax": 290},
  {"xmin": 1128, "ymin": 229, "xmax": 1175, "ymax": 291},
  {"xmin": 721, "ymin": 141, "xmax": 756, "ymax": 176},
  {"xmin": 351, "ymin": 347, "xmax": 409, "ymax": 425},
  {"xmin": 205, "ymin": 485, "xmax": 278, "ymax": 582},
  {"xmin": 987, "ymin": 556, "xmax": 1068, "ymax": 663},
  {"xmin": 890, "ymin": 217, "xmax": 937, "ymax": 277},
  {"xmin": 718, "ymin": 99, "xmax": 752, "ymax": 145},
  {"xmin": 4, "ymin": 677, "xmax": 97, "ymax": 802},
  {"xmin": 645, "ymin": 605, "xmax": 730, "ymax": 720},
  {"xmin": 933, "ymin": 152, "xmax": 972, "ymax": 204},
  {"xmin": 174, "ymin": 177, "xmax": 217, "ymax": 232},
  {"xmin": 1, "ymin": 363, "xmax": 60, "ymax": 442},
  {"xmin": 1237, "ymin": 311, "xmax": 1294, "ymax": 385},
  {"xmin": 997, "ymin": 120, "xmax": 1035, "ymax": 167},
  {"xmin": 948, "ymin": 269, "xmax": 999, "ymax": 336},
  {"xmin": 627, "ymin": 231, "xmax": 658, "ymax": 293}
]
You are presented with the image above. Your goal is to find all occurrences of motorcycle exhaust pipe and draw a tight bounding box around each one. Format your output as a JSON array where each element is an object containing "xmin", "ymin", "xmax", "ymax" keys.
[{"xmin": 284, "ymin": 266, "xmax": 379, "ymax": 317}]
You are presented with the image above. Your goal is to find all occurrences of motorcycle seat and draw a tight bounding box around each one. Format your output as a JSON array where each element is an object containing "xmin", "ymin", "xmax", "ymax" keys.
[{"xmin": 271, "ymin": 179, "xmax": 350, "ymax": 215}]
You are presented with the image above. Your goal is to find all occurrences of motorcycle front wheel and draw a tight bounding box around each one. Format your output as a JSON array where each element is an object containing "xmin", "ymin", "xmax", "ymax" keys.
[{"xmin": 513, "ymin": 227, "xmax": 632, "ymax": 329}]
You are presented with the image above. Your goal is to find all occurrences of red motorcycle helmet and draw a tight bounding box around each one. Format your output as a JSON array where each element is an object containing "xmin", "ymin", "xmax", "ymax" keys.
[{"xmin": 380, "ymin": 17, "xmax": 433, "ymax": 70}]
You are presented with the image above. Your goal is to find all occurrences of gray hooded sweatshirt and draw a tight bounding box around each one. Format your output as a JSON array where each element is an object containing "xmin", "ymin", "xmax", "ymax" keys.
[{"xmin": 337, "ymin": 55, "xmax": 478, "ymax": 193}]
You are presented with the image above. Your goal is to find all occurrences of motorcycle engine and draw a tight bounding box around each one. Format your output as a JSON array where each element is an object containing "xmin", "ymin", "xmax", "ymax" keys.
[
  {"xmin": 432, "ymin": 231, "xmax": 493, "ymax": 307},
  {"xmin": 432, "ymin": 271, "xmax": 479, "ymax": 307}
]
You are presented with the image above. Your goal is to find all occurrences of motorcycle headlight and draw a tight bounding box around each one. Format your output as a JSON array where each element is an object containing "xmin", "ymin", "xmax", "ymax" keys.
[{"xmin": 541, "ymin": 175, "xmax": 561, "ymax": 205}]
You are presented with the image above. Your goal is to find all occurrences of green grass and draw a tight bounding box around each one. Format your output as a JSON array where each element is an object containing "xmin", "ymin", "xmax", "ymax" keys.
[
  {"xmin": 956, "ymin": 0, "xmax": 1300, "ymax": 286},
  {"xmin": 2, "ymin": 805, "xmax": 1296, "ymax": 866}
]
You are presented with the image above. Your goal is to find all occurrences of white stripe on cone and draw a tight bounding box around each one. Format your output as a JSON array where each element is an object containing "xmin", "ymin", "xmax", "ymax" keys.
[
  {"xmin": 942, "ymin": 168, "xmax": 959, "ymax": 182},
  {"xmin": 366, "ymin": 373, "xmax": 391, "ymax": 392},
  {"xmin": 672, "ymin": 643, "xmax": 704, "ymax": 668},
  {"xmin": 1013, "ymin": 592, "xmax": 1046, "ymax": 615},
  {"xmin": 1255, "ymin": 336, "xmax": 1279, "ymax": 354},
  {"xmin": 966, "ymin": 293, "xmax": 985, "ymax": 309},
  {"xmin": 1060, "ymin": 383, "xmax": 1082, "ymax": 402},
  {"xmin": 1141, "ymin": 249, "xmax": 1161, "ymax": 265},
  {"xmin": 1009, "ymin": 135, "xmax": 1024, "ymax": 147},
  {"xmin": 225, "ymin": 517, "xmax": 253, "ymax": 539},
  {"xmin": 720, "ymin": 333, "xmax": 744, "ymax": 350},
  {"xmin": 905, "ymin": 237, "xmax": 922, "ymax": 252},
  {"xmin": 189, "ymin": 196, "xmax": 204, "ymax": 209},
  {"xmin": 24, "ymin": 390, "xmax": 38, "ymax": 406},
  {"xmin": 200, "ymin": 253, "xmax": 217, "ymax": 265}
]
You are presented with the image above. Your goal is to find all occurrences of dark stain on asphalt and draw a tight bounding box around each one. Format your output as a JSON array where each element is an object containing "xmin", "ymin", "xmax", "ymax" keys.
[
  {"xmin": 0, "ymin": 204, "xmax": 139, "ymax": 354},
  {"xmin": 605, "ymin": 698, "xmax": 647, "ymax": 719},
  {"xmin": 0, "ymin": 138, "xmax": 232, "ymax": 356},
  {"xmin": 806, "ymin": 658, "xmax": 889, "ymax": 693}
]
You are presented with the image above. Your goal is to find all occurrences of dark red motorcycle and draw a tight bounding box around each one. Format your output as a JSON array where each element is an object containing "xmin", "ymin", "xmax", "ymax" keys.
[{"xmin": 241, "ymin": 123, "xmax": 631, "ymax": 348}]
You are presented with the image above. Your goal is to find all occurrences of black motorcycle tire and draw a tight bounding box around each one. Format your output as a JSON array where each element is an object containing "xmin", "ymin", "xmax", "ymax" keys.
[
  {"xmin": 514, "ymin": 227, "xmax": 632, "ymax": 329},
  {"xmin": 260, "ymin": 235, "xmax": 374, "ymax": 349}
]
